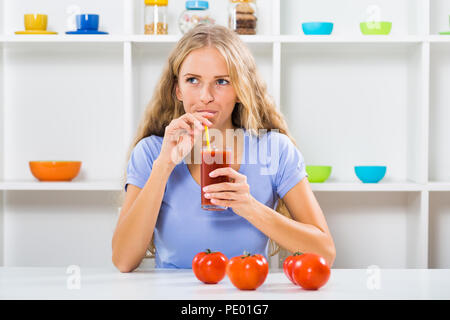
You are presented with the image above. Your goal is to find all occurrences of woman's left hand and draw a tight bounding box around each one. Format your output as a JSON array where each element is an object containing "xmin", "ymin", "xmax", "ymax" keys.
[{"xmin": 202, "ymin": 167, "xmax": 257, "ymax": 217}]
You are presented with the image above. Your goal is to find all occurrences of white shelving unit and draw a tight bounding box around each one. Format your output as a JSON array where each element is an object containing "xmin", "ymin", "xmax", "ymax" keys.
[{"xmin": 0, "ymin": 0, "xmax": 449, "ymax": 269}]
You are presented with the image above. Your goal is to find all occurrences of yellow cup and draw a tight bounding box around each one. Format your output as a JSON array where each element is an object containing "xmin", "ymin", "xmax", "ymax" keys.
[{"xmin": 24, "ymin": 14, "xmax": 48, "ymax": 31}]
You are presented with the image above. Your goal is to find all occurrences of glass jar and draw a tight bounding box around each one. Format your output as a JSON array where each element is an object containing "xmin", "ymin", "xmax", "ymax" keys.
[
  {"xmin": 178, "ymin": 1, "xmax": 215, "ymax": 34},
  {"xmin": 228, "ymin": 0, "xmax": 257, "ymax": 35},
  {"xmin": 144, "ymin": 0, "xmax": 168, "ymax": 35}
]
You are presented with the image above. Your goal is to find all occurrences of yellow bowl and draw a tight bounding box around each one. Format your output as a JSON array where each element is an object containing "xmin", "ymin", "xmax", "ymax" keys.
[{"xmin": 29, "ymin": 161, "xmax": 82, "ymax": 181}]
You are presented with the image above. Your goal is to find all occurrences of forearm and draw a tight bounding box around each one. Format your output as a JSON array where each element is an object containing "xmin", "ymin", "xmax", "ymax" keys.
[
  {"xmin": 242, "ymin": 199, "xmax": 336, "ymax": 268},
  {"xmin": 112, "ymin": 158, "xmax": 174, "ymax": 272}
]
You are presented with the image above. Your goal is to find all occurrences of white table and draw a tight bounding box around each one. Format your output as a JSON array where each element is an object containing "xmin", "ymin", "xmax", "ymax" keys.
[{"xmin": 1, "ymin": 267, "xmax": 449, "ymax": 300}]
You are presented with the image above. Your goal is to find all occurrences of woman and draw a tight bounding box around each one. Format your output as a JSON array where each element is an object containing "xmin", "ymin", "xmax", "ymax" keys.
[{"xmin": 112, "ymin": 24, "xmax": 336, "ymax": 272}]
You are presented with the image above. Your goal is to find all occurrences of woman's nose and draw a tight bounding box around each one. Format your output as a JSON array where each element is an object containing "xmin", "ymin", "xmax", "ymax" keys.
[{"xmin": 200, "ymin": 84, "xmax": 214, "ymax": 104}]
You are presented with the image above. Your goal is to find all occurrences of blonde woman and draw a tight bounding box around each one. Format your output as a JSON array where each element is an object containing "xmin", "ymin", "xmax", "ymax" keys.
[{"xmin": 112, "ymin": 24, "xmax": 336, "ymax": 272}]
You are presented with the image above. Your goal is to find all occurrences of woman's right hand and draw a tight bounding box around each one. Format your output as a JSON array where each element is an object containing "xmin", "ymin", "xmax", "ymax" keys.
[{"xmin": 158, "ymin": 111, "xmax": 215, "ymax": 168}]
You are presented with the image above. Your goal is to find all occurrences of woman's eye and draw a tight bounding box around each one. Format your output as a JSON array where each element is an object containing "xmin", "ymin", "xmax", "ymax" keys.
[
  {"xmin": 217, "ymin": 79, "xmax": 229, "ymax": 85},
  {"xmin": 185, "ymin": 78, "xmax": 229, "ymax": 85},
  {"xmin": 186, "ymin": 77, "xmax": 198, "ymax": 84}
]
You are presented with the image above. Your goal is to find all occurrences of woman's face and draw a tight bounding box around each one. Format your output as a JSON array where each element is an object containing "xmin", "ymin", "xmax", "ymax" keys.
[{"xmin": 175, "ymin": 46, "xmax": 239, "ymax": 131}]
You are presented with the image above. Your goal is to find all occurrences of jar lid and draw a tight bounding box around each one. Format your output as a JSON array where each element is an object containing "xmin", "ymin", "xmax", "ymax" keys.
[
  {"xmin": 230, "ymin": 0, "xmax": 253, "ymax": 3},
  {"xmin": 145, "ymin": 0, "xmax": 168, "ymax": 6},
  {"xmin": 186, "ymin": 0, "xmax": 208, "ymax": 10}
]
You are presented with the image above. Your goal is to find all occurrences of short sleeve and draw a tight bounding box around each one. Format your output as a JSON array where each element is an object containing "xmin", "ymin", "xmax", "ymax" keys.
[
  {"xmin": 274, "ymin": 134, "xmax": 308, "ymax": 199},
  {"xmin": 125, "ymin": 136, "xmax": 160, "ymax": 192}
]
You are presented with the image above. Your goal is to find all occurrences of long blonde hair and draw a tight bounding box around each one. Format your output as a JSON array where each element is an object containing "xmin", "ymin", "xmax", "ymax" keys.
[{"xmin": 120, "ymin": 24, "xmax": 298, "ymax": 261}]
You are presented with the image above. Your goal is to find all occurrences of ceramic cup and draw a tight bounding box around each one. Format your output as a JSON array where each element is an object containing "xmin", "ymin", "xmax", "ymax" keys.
[
  {"xmin": 24, "ymin": 14, "xmax": 48, "ymax": 31},
  {"xmin": 76, "ymin": 14, "xmax": 99, "ymax": 31}
]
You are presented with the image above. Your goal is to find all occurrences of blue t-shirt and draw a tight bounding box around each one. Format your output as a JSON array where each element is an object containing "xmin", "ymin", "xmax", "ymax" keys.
[{"xmin": 125, "ymin": 129, "xmax": 308, "ymax": 268}]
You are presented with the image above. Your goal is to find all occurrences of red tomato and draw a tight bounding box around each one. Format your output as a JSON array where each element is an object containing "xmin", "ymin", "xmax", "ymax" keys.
[
  {"xmin": 291, "ymin": 253, "xmax": 331, "ymax": 290},
  {"xmin": 283, "ymin": 252, "xmax": 303, "ymax": 284},
  {"xmin": 192, "ymin": 249, "xmax": 228, "ymax": 284},
  {"xmin": 226, "ymin": 251, "xmax": 269, "ymax": 290}
]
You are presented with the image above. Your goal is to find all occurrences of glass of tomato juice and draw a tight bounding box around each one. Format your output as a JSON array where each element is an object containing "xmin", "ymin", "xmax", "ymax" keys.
[{"xmin": 201, "ymin": 146, "xmax": 232, "ymax": 211}]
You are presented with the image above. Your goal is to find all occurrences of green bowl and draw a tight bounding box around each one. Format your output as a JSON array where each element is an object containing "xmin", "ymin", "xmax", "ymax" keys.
[
  {"xmin": 360, "ymin": 21, "xmax": 392, "ymax": 35},
  {"xmin": 306, "ymin": 165, "xmax": 332, "ymax": 183},
  {"xmin": 439, "ymin": 16, "xmax": 450, "ymax": 34}
]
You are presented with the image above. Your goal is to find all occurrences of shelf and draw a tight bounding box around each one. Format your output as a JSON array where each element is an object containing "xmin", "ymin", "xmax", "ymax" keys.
[
  {"xmin": 310, "ymin": 182, "xmax": 424, "ymax": 192},
  {"xmin": 279, "ymin": 35, "xmax": 424, "ymax": 43},
  {"xmin": 129, "ymin": 34, "xmax": 181, "ymax": 43},
  {"xmin": 2, "ymin": 35, "xmax": 126, "ymax": 43},
  {"xmin": 1, "ymin": 35, "xmax": 448, "ymax": 45},
  {"xmin": 0, "ymin": 180, "xmax": 122, "ymax": 191},
  {"xmin": 429, "ymin": 35, "xmax": 450, "ymax": 43},
  {"xmin": 131, "ymin": 34, "xmax": 277, "ymax": 44},
  {"xmin": 1, "ymin": 34, "xmax": 450, "ymax": 45},
  {"xmin": 428, "ymin": 183, "xmax": 450, "ymax": 192},
  {"xmin": 0, "ymin": 0, "xmax": 449, "ymax": 269},
  {"xmin": 0, "ymin": 180, "xmax": 432, "ymax": 192}
]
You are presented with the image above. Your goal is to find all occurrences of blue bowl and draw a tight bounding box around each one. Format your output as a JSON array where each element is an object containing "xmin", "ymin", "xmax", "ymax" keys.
[
  {"xmin": 354, "ymin": 166, "xmax": 386, "ymax": 183},
  {"xmin": 302, "ymin": 22, "xmax": 334, "ymax": 35},
  {"xmin": 76, "ymin": 14, "xmax": 99, "ymax": 31}
]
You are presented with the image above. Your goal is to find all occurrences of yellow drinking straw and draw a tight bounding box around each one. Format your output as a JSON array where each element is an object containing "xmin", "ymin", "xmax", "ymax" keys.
[{"xmin": 205, "ymin": 125, "xmax": 211, "ymax": 152}]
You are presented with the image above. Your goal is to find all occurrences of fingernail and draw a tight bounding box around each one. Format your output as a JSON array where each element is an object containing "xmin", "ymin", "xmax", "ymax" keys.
[{"xmin": 209, "ymin": 172, "xmax": 215, "ymax": 177}]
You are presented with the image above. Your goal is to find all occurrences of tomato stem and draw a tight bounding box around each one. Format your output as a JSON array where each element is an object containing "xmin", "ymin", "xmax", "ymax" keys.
[
  {"xmin": 293, "ymin": 251, "xmax": 304, "ymax": 256},
  {"xmin": 205, "ymin": 249, "xmax": 216, "ymax": 254},
  {"xmin": 242, "ymin": 250, "xmax": 253, "ymax": 258}
]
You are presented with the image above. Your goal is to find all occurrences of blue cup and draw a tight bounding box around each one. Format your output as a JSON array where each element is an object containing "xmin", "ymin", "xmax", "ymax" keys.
[{"xmin": 76, "ymin": 14, "xmax": 99, "ymax": 31}]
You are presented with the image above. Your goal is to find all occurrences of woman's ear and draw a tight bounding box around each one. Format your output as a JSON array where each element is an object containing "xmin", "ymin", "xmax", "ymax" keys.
[{"xmin": 175, "ymin": 82, "xmax": 183, "ymax": 101}]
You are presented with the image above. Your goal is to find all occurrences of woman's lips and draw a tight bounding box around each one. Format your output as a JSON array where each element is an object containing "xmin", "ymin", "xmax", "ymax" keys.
[{"xmin": 197, "ymin": 110, "xmax": 217, "ymax": 114}]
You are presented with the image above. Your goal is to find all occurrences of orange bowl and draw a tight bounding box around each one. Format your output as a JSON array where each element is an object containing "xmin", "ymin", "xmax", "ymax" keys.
[{"xmin": 29, "ymin": 161, "xmax": 82, "ymax": 181}]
